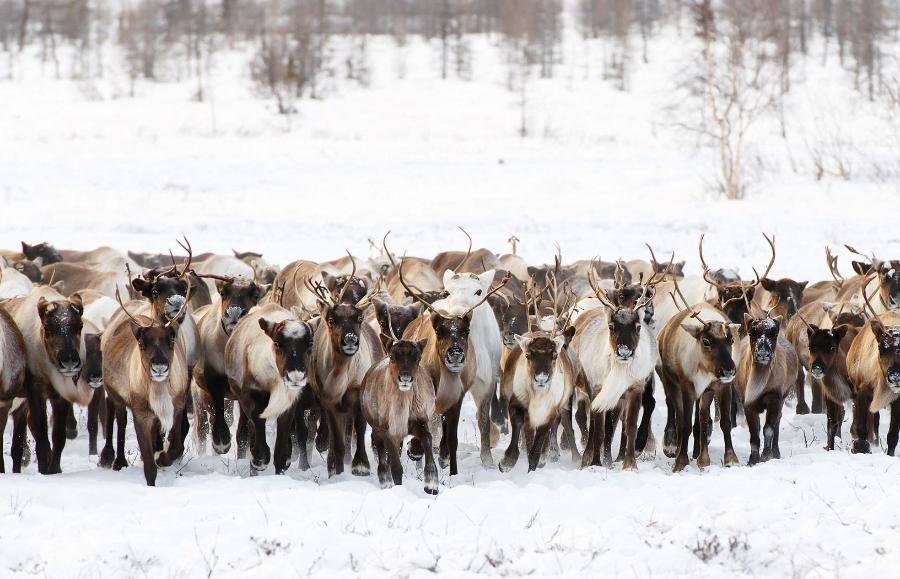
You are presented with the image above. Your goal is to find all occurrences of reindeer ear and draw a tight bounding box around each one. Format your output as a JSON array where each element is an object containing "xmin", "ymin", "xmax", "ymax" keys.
[
  {"xmin": 761, "ymin": 278, "xmax": 777, "ymax": 291},
  {"xmin": 37, "ymin": 297, "xmax": 54, "ymax": 321},
  {"xmin": 728, "ymin": 324, "xmax": 742, "ymax": 340},
  {"xmin": 416, "ymin": 339, "xmax": 429, "ymax": 354},
  {"xmin": 514, "ymin": 334, "xmax": 529, "ymax": 351},
  {"xmin": 742, "ymin": 313, "xmax": 753, "ymax": 332},
  {"xmin": 215, "ymin": 279, "xmax": 228, "ymax": 295},
  {"xmin": 409, "ymin": 302, "xmax": 424, "ymax": 318},
  {"xmin": 553, "ymin": 334, "xmax": 566, "ymax": 352},
  {"xmin": 771, "ymin": 315, "xmax": 783, "ymax": 328},
  {"xmin": 132, "ymin": 277, "xmax": 150, "ymax": 296},
  {"xmin": 477, "ymin": 270, "xmax": 495, "ymax": 291},
  {"xmin": 851, "ymin": 261, "xmax": 872, "ymax": 275},
  {"xmin": 681, "ymin": 323, "xmax": 704, "ymax": 339},
  {"xmin": 372, "ymin": 298, "xmax": 387, "ymax": 321},
  {"xmin": 21, "ymin": 242, "xmax": 32, "ymax": 255},
  {"xmin": 68, "ymin": 293, "xmax": 83, "ymax": 315},
  {"xmin": 832, "ymin": 325, "xmax": 848, "ymax": 342},
  {"xmin": 870, "ymin": 319, "xmax": 886, "ymax": 340},
  {"xmin": 320, "ymin": 272, "xmax": 336, "ymax": 291},
  {"xmin": 130, "ymin": 322, "xmax": 146, "ymax": 342},
  {"xmin": 798, "ymin": 281, "xmax": 808, "ymax": 291},
  {"xmin": 258, "ymin": 318, "xmax": 278, "ymax": 338},
  {"xmin": 562, "ymin": 325, "xmax": 576, "ymax": 347},
  {"xmin": 442, "ymin": 269, "xmax": 455, "ymax": 287}
]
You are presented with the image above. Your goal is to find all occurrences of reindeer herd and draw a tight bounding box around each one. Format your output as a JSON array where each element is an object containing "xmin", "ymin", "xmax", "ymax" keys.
[{"xmin": 0, "ymin": 232, "xmax": 899, "ymax": 491}]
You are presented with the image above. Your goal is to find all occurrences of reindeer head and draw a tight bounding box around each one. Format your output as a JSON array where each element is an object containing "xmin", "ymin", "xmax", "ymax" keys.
[
  {"xmin": 682, "ymin": 319, "xmax": 741, "ymax": 383},
  {"xmin": 215, "ymin": 276, "xmax": 269, "ymax": 334},
  {"xmin": 515, "ymin": 332, "xmax": 567, "ymax": 389},
  {"xmin": 700, "ymin": 233, "xmax": 776, "ymax": 325},
  {"xmin": 440, "ymin": 269, "xmax": 495, "ymax": 312},
  {"xmin": 22, "ymin": 241, "xmax": 62, "ymax": 265},
  {"xmin": 37, "ymin": 295, "xmax": 84, "ymax": 378},
  {"xmin": 761, "ymin": 278, "xmax": 808, "ymax": 319},
  {"xmin": 305, "ymin": 263, "xmax": 379, "ymax": 357},
  {"xmin": 432, "ymin": 313, "xmax": 473, "ymax": 373},
  {"xmin": 133, "ymin": 272, "xmax": 190, "ymax": 321},
  {"xmin": 806, "ymin": 324, "xmax": 848, "ymax": 380},
  {"xmin": 322, "ymin": 272, "xmax": 369, "ymax": 305},
  {"xmin": 879, "ymin": 265, "xmax": 900, "ymax": 311},
  {"xmin": 373, "ymin": 298, "xmax": 423, "ymax": 352},
  {"xmin": 491, "ymin": 295, "xmax": 527, "ymax": 349},
  {"xmin": 131, "ymin": 321, "xmax": 179, "ymax": 383},
  {"xmin": 259, "ymin": 317, "xmax": 314, "ymax": 391},
  {"xmin": 82, "ymin": 332, "xmax": 104, "ymax": 389},
  {"xmin": 387, "ymin": 339, "xmax": 428, "ymax": 391},
  {"xmin": 743, "ymin": 314, "xmax": 783, "ymax": 366},
  {"xmin": 14, "ymin": 258, "xmax": 44, "ymax": 283}
]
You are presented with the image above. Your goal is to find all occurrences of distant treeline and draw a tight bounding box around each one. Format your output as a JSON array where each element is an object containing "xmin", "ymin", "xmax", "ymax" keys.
[{"xmin": 0, "ymin": 0, "xmax": 897, "ymax": 102}]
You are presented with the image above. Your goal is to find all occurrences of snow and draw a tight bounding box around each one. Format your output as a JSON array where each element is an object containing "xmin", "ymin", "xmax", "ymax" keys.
[{"xmin": 1, "ymin": 17, "xmax": 900, "ymax": 579}]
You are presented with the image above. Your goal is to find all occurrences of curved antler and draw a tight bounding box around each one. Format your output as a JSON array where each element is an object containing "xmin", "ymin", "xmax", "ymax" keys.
[
  {"xmin": 115, "ymin": 287, "xmax": 149, "ymax": 328},
  {"xmin": 452, "ymin": 226, "xmax": 473, "ymax": 272},
  {"xmin": 384, "ymin": 231, "xmax": 440, "ymax": 316}
]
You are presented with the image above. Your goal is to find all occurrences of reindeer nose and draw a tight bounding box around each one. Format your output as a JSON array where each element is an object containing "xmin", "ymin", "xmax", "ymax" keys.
[
  {"xmin": 534, "ymin": 372, "xmax": 551, "ymax": 387},
  {"xmin": 719, "ymin": 368, "xmax": 736, "ymax": 383},
  {"xmin": 341, "ymin": 333, "xmax": 359, "ymax": 354},
  {"xmin": 811, "ymin": 362, "xmax": 826, "ymax": 379},
  {"xmin": 888, "ymin": 370, "xmax": 900, "ymax": 386},
  {"xmin": 616, "ymin": 345, "xmax": 633, "ymax": 360},
  {"xmin": 150, "ymin": 364, "xmax": 170, "ymax": 381},
  {"xmin": 445, "ymin": 346, "xmax": 466, "ymax": 370}
]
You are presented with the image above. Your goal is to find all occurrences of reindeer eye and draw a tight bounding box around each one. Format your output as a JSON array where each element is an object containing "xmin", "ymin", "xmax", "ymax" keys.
[
  {"xmin": 475, "ymin": 289, "xmax": 483, "ymax": 296},
  {"xmin": 608, "ymin": 323, "xmax": 615, "ymax": 331},
  {"xmin": 327, "ymin": 317, "xmax": 334, "ymax": 326},
  {"xmin": 702, "ymin": 338, "xmax": 711, "ymax": 349},
  {"xmin": 356, "ymin": 316, "xmax": 363, "ymax": 324}
]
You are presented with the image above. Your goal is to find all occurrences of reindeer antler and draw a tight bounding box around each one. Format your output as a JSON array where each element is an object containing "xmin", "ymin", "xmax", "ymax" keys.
[
  {"xmin": 452, "ymin": 226, "xmax": 473, "ymax": 272},
  {"xmin": 460, "ymin": 272, "xmax": 511, "ymax": 318},
  {"xmin": 384, "ymin": 232, "xmax": 440, "ymax": 316},
  {"xmin": 115, "ymin": 287, "xmax": 149, "ymax": 328}
]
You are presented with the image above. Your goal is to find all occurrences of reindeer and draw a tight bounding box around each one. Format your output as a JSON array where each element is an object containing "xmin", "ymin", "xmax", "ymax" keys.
[
  {"xmin": 225, "ymin": 302, "xmax": 316, "ymax": 472},
  {"xmin": 2, "ymin": 286, "xmax": 85, "ymax": 473},
  {"xmin": 192, "ymin": 275, "xmax": 270, "ymax": 455},
  {"xmin": 40, "ymin": 262, "xmax": 131, "ymax": 299},
  {"xmin": 571, "ymin": 262, "xmax": 661, "ymax": 471},
  {"xmin": 698, "ymin": 234, "xmax": 776, "ymax": 325},
  {"xmin": 387, "ymin": 234, "xmax": 509, "ymax": 475},
  {"xmin": 0, "ymin": 257, "xmax": 36, "ymax": 298},
  {"xmin": 372, "ymin": 298, "xmax": 423, "ymax": 352},
  {"xmin": 0, "ymin": 306, "xmax": 27, "ymax": 473},
  {"xmin": 20, "ymin": 241, "xmax": 63, "ymax": 265},
  {"xmin": 657, "ymin": 295, "xmax": 742, "ymax": 471},
  {"xmin": 100, "ymin": 293, "xmax": 188, "ymax": 486},
  {"xmin": 499, "ymin": 283, "xmax": 578, "ymax": 472},
  {"xmin": 305, "ymin": 270, "xmax": 382, "ymax": 477},
  {"xmin": 360, "ymin": 336, "xmax": 438, "ymax": 493},
  {"xmin": 846, "ymin": 273, "xmax": 900, "ymax": 455},
  {"xmin": 836, "ymin": 246, "xmax": 900, "ymax": 315},
  {"xmin": 801, "ymin": 247, "xmax": 845, "ymax": 305},
  {"xmin": 734, "ymin": 312, "xmax": 799, "ymax": 465}
]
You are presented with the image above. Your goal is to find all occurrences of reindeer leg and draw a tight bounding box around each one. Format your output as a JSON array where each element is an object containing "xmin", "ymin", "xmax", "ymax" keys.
[
  {"xmin": 871, "ymin": 411, "xmax": 881, "ymax": 446},
  {"xmin": 113, "ymin": 403, "xmax": 128, "ymax": 471},
  {"xmin": 273, "ymin": 406, "xmax": 294, "ymax": 474},
  {"xmin": 620, "ymin": 390, "xmax": 641, "ymax": 471},
  {"xmin": 604, "ymin": 407, "xmax": 619, "ymax": 466},
  {"xmin": 387, "ymin": 435, "xmax": 403, "ymax": 486},
  {"xmin": 528, "ymin": 423, "xmax": 551, "ymax": 472},
  {"xmin": 575, "ymin": 396, "xmax": 589, "ymax": 449},
  {"xmin": 491, "ymin": 385, "xmax": 507, "ymax": 430},
  {"xmin": 476, "ymin": 393, "xmax": 495, "ymax": 469},
  {"xmin": 546, "ymin": 417, "xmax": 561, "ymax": 463},
  {"xmin": 559, "ymin": 397, "xmax": 580, "ymax": 463},
  {"xmin": 691, "ymin": 399, "xmax": 702, "ymax": 459},
  {"xmin": 293, "ymin": 388, "xmax": 314, "ymax": 471},
  {"xmin": 446, "ymin": 399, "xmax": 463, "ymax": 476},
  {"xmin": 324, "ymin": 406, "xmax": 346, "ymax": 477},
  {"xmin": 49, "ymin": 398, "xmax": 71, "ymax": 474},
  {"xmin": 87, "ymin": 387, "xmax": 103, "ymax": 456},
  {"xmin": 191, "ymin": 382, "xmax": 211, "ymax": 456},
  {"xmin": 718, "ymin": 385, "xmax": 738, "ymax": 466},
  {"xmin": 11, "ymin": 404, "xmax": 28, "ymax": 473},
  {"xmin": 660, "ymin": 372, "xmax": 678, "ymax": 458},
  {"xmin": 25, "ymin": 384, "xmax": 51, "ymax": 475},
  {"xmin": 65, "ymin": 404, "xmax": 78, "ymax": 440},
  {"xmin": 99, "ymin": 396, "xmax": 116, "ymax": 468},
  {"xmin": 0, "ymin": 405, "xmax": 7, "ymax": 473},
  {"xmin": 580, "ymin": 411, "xmax": 598, "ymax": 469},
  {"xmin": 499, "ymin": 402, "xmax": 524, "ymax": 472},
  {"xmin": 371, "ymin": 430, "xmax": 391, "ymax": 489},
  {"xmin": 746, "ymin": 405, "xmax": 762, "ymax": 465},
  {"xmin": 209, "ymin": 383, "xmax": 231, "ymax": 455},
  {"xmin": 811, "ymin": 375, "xmax": 825, "ymax": 414},
  {"xmin": 765, "ymin": 393, "xmax": 783, "ymax": 460},
  {"xmin": 795, "ymin": 367, "xmax": 810, "ymax": 415},
  {"xmin": 349, "ymin": 394, "xmax": 370, "ymax": 476},
  {"xmin": 886, "ymin": 400, "xmax": 900, "ymax": 456},
  {"xmin": 236, "ymin": 409, "xmax": 250, "ymax": 459},
  {"xmin": 636, "ymin": 375, "xmax": 655, "ymax": 454},
  {"xmin": 824, "ymin": 398, "xmax": 836, "ymax": 451},
  {"xmin": 410, "ymin": 420, "xmax": 438, "ymax": 495},
  {"xmin": 133, "ymin": 410, "xmax": 159, "ymax": 487},
  {"xmin": 673, "ymin": 389, "xmax": 692, "ymax": 472},
  {"xmin": 157, "ymin": 396, "xmax": 187, "ymax": 467},
  {"xmin": 851, "ymin": 390, "xmax": 872, "ymax": 454},
  {"xmin": 697, "ymin": 389, "xmax": 714, "ymax": 468}
]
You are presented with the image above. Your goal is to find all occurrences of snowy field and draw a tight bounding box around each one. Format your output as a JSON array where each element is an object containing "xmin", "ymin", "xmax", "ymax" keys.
[{"xmin": 1, "ymin": 25, "xmax": 900, "ymax": 579}]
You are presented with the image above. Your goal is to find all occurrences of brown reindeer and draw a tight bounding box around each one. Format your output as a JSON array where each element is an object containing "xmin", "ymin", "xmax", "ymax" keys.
[
  {"xmin": 734, "ymin": 314, "xmax": 799, "ymax": 465},
  {"xmin": 192, "ymin": 275, "xmax": 270, "ymax": 455},
  {"xmin": 225, "ymin": 302, "xmax": 316, "ymax": 472},
  {"xmin": 40, "ymin": 262, "xmax": 131, "ymax": 299},
  {"xmin": 3, "ymin": 286, "xmax": 86, "ymax": 474},
  {"xmin": 100, "ymin": 293, "xmax": 188, "ymax": 486},
  {"xmin": 361, "ymin": 337, "xmax": 438, "ymax": 493},
  {"xmin": 699, "ymin": 233, "xmax": 776, "ymax": 324},
  {"xmin": 658, "ymin": 300, "xmax": 742, "ymax": 471},
  {"xmin": 372, "ymin": 298, "xmax": 423, "ymax": 352},
  {"xmin": 846, "ymin": 275, "xmax": 900, "ymax": 455},
  {"xmin": 306, "ymin": 274, "xmax": 383, "ymax": 477},
  {"xmin": 499, "ymin": 287, "xmax": 578, "ymax": 472}
]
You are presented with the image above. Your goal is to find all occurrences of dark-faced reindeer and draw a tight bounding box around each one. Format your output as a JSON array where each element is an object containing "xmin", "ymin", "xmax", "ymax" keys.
[
  {"xmin": 572, "ymin": 263, "xmax": 661, "ymax": 471},
  {"xmin": 658, "ymin": 298, "xmax": 742, "ymax": 471},
  {"xmin": 499, "ymin": 285, "xmax": 578, "ymax": 472},
  {"xmin": 361, "ymin": 336, "xmax": 438, "ymax": 493},
  {"xmin": 100, "ymin": 293, "xmax": 188, "ymax": 486},
  {"xmin": 3, "ymin": 286, "xmax": 86, "ymax": 473},
  {"xmin": 192, "ymin": 275, "xmax": 270, "ymax": 455},
  {"xmin": 387, "ymin": 234, "xmax": 510, "ymax": 475},
  {"xmin": 372, "ymin": 298, "xmax": 424, "ymax": 353},
  {"xmin": 306, "ymin": 273, "xmax": 382, "ymax": 477},
  {"xmin": 225, "ymin": 302, "xmax": 316, "ymax": 472},
  {"xmin": 699, "ymin": 233, "xmax": 777, "ymax": 325},
  {"xmin": 0, "ymin": 306, "xmax": 27, "ymax": 473},
  {"xmin": 846, "ymin": 275, "xmax": 900, "ymax": 455},
  {"xmin": 734, "ymin": 313, "xmax": 799, "ymax": 465}
]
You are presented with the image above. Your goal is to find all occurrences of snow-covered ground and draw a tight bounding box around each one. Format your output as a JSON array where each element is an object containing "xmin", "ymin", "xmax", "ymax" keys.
[{"xmin": 1, "ymin": 21, "xmax": 899, "ymax": 579}]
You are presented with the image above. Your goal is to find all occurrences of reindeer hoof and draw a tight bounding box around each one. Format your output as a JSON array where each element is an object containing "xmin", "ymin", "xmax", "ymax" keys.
[
  {"xmin": 99, "ymin": 447, "xmax": 115, "ymax": 469},
  {"xmin": 113, "ymin": 457, "xmax": 128, "ymax": 471},
  {"xmin": 213, "ymin": 440, "xmax": 231, "ymax": 455},
  {"xmin": 796, "ymin": 402, "xmax": 810, "ymax": 415},
  {"xmin": 352, "ymin": 464, "xmax": 370, "ymax": 477},
  {"xmin": 622, "ymin": 460, "xmax": 637, "ymax": 472},
  {"xmin": 155, "ymin": 451, "xmax": 172, "ymax": 467},
  {"xmin": 66, "ymin": 426, "xmax": 78, "ymax": 441},
  {"xmin": 672, "ymin": 458, "xmax": 689, "ymax": 472},
  {"xmin": 760, "ymin": 450, "xmax": 772, "ymax": 462},
  {"xmin": 20, "ymin": 446, "xmax": 31, "ymax": 468},
  {"xmin": 499, "ymin": 455, "xmax": 517, "ymax": 472},
  {"xmin": 723, "ymin": 450, "xmax": 740, "ymax": 467},
  {"xmin": 851, "ymin": 440, "xmax": 871, "ymax": 454},
  {"xmin": 251, "ymin": 456, "xmax": 268, "ymax": 471},
  {"xmin": 697, "ymin": 454, "xmax": 711, "ymax": 469},
  {"xmin": 663, "ymin": 444, "xmax": 677, "ymax": 459},
  {"xmin": 480, "ymin": 454, "xmax": 495, "ymax": 470},
  {"xmin": 748, "ymin": 452, "xmax": 760, "ymax": 466}
]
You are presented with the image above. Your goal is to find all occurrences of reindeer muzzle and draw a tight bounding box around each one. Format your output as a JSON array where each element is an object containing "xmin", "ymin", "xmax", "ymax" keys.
[
  {"xmin": 615, "ymin": 345, "xmax": 633, "ymax": 361},
  {"xmin": 397, "ymin": 374, "xmax": 414, "ymax": 391},
  {"xmin": 341, "ymin": 333, "xmax": 360, "ymax": 355},
  {"xmin": 445, "ymin": 346, "xmax": 466, "ymax": 373},
  {"xmin": 810, "ymin": 362, "xmax": 827, "ymax": 380},
  {"xmin": 58, "ymin": 355, "xmax": 82, "ymax": 378},
  {"xmin": 222, "ymin": 305, "xmax": 244, "ymax": 333},
  {"xmin": 533, "ymin": 372, "xmax": 551, "ymax": 389},
  {"xmin": 150, "ymin": 363, "xmax": 170, "ymax": 382},
  {"xmin": 88, "ymin": 375, "xmax": 104, "ymax": 389},
  {"xmin": 165, "ymin": 295, "xmax": 186, "ymax": 318},
  {"xmin": 284, "ymin": 370, "xmax": 308, "ymax": 390},
  {"xmin": 718, "ymin": 368, "xmax": 736, "ymax": 384}
]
